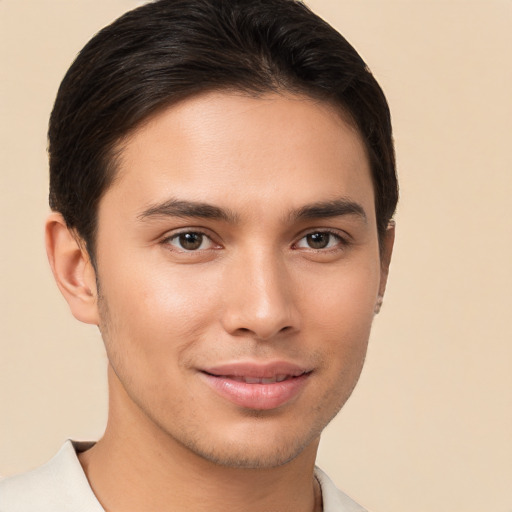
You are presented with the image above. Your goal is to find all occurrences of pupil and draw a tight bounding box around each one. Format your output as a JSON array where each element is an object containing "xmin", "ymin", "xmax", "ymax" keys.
[
  {"xmin": 179, "ymin": 233, "xmax": 202, "ymax": 250},
  {"xmin": 307, "ymin": 233, "xmax": 329, "ymax": 249}
]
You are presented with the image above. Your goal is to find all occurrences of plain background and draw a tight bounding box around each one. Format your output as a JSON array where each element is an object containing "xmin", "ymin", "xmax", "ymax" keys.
[{"xmin": 1, "ymin": 1, "xmax": 511, "ymax": 511}]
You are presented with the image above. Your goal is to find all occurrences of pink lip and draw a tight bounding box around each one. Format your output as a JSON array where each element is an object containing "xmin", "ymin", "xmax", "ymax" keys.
[{"xmin": 200, "ymin": 361, "xmax": 311, "ymax": 410}]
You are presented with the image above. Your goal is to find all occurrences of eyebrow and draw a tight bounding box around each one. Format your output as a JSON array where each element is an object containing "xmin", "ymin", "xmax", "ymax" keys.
[
  {"xmin": 137, "ymin": 199, "xmax": 239, "ymax": 223},
  {"xmin": 137, "ymin": 197, "xmax": 367, "ymax": 224},
  {"xmin": 291, "ymin": 198, "xmax": 367, "ymax": 223}
]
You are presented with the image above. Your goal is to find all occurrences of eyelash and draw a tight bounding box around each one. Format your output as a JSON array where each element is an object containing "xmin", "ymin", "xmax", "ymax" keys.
[
  {"xmin": 293, "ymin": 229, "xmax": 349, "ymax": 252},
  {"xmin": 161, "ymin": 230, "xmax": 220, "ymax": 252},
  {"xmin": 160, "ymin": 229, "xmax": 350, "ymax": 253}
]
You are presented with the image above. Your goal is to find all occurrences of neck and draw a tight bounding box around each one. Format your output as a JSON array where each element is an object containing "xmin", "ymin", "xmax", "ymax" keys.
[{"xmin": 79, "ymin": 367, "xmax": 323, "ymax": 512}]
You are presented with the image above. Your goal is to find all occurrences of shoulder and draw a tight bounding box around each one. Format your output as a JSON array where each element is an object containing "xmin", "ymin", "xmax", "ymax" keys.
[
  {"xmin": 0, "ymin": 440, "xmax": 103, "ymax": 512},
  {"xmin": 315, "ymin": 466, "xmax": 368, "ymax": 512}
]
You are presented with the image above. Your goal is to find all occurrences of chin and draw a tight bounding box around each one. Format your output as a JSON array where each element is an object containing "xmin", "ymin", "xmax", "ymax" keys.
[
  {"xmin": 185, "ymin": 438, "xmax": 313, "ymax": 469},
  {"xmin": 170, "ymin": 415, "xmax": 324, "ymax": 470}
]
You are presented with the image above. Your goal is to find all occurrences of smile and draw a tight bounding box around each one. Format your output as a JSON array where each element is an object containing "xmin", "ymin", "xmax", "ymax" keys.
[
  {"xmin": 200, "ymin": 362, "xmax": 312, "ymax": 410},
  {"xmin": 217, "ymin": 374, "xmax": 293, "ymax": 384}
]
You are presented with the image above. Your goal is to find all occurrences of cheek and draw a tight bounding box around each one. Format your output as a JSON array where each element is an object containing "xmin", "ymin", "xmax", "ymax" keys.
[
  {"xmin": 301, "ymin": 257, "xmax": 380, "ymax": 327},
  {"xmin": 298, "ymin": 258, "xmax": 380, "ymax": 371},
  {"xmin": 97, "ymin": 254, "xmax": 224, "ymax": 360}
]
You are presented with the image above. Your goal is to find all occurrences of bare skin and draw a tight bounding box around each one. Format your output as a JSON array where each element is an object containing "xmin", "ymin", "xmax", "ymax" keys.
[{"xmin": 46, "ymin": 91, "xmax": 394, "ymax": 511}]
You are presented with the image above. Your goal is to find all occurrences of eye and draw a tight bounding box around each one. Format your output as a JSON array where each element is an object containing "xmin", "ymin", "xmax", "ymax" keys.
[
  {"xmin": 295, "ymin": 231, "xmax": 344, "ymax": 250},
  {"xmin": 165, "ymin": 232, "xmax": 215, "ymax": 251}
]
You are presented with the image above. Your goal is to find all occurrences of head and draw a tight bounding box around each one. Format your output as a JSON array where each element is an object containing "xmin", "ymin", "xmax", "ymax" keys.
[{"xmin": 46, "ymin": 0, "xmax": 398, "ymax": 469}]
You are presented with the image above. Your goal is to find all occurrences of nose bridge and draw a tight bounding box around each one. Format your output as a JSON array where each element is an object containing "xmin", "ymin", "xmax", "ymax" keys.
[{"xmin": 221, "ymin": 244, "xmax": 298, "ymax": 340}]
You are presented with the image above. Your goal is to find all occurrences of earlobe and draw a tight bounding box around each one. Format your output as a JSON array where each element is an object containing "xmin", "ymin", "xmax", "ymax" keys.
[
  {"xmin": 375, "ymin": 220, "xmax": 395, "ymax": 314},
  {"xmin": 45, "ymin": 213, "xmax": 100, "ymax": 325}
]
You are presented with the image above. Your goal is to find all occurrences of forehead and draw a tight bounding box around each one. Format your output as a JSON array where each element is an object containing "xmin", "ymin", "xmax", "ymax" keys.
[{"xmin": 103, "ymin": 91, "xmax": 375, "ymax": 222}]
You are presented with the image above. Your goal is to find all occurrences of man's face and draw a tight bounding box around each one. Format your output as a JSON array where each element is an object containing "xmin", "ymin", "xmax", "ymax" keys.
[{"xmin": 93, "ymin": 91, "xmax": 389, "ymax": 468}]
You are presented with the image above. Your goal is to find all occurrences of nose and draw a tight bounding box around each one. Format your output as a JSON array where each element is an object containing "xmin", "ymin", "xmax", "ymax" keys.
[{"xmin": 220, "ymin": 249, "xmax": 300, "ymax": 340}]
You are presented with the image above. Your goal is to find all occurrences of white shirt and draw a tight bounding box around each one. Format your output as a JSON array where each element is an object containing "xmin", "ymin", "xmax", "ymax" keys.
[{"xmin": 0, "ymin": 441, "xmax": 367, "ymax": 511}]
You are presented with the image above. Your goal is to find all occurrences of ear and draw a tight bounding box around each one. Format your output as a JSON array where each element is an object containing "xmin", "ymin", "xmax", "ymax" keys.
[
  {"xmin": 375, "ymin": 220, "xmax": 395, "ymax": 314},
  {"xmin": 45, "ymin": 212, "xmax": 100, "ymax": 325}
]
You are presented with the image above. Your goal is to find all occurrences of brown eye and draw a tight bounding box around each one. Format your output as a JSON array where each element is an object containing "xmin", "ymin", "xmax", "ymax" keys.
[
  {"xmin": 167, "ymin": 232, "xmax": 213, "ymax": 251},
  {"xmin": 295, "ymin": 231, "xmax": 343, "ymax": 250},
  {"xmin": 306, "ymin": 233, "xmax": 330, "ymax": 249},
  {"xmin": 179, "ymin": 233, "xmax": 203, "ymax": 250}
]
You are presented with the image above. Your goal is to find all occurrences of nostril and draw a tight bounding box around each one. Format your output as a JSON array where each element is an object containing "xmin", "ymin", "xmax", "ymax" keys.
[
  {"xmin": 231, "ymin": 327, "xmax": 254, "ymax": 337},
  {"xmin": 231, "ymin": 325, "xmax": 293, "ymax": 339}
]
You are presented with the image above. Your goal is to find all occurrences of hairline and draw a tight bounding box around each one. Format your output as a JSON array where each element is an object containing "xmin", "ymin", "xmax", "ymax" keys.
[{"xmin": 83, "ymin": 86, "xmax": 381, "ymax": 269}]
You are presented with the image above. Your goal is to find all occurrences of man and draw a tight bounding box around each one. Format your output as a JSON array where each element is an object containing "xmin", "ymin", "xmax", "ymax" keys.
[{"xmin": 0, "ymin": 0, "xmax": 397, "ymax": 510}]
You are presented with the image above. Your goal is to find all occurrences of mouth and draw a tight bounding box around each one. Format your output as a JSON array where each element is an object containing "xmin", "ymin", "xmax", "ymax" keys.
[
  {"xmin": 206, "ymin": 373, "xmax": 300, "ymax": 384},
  {"xmin": 200, "ymin": 362, "xmax": 312, "ymax": 410}
]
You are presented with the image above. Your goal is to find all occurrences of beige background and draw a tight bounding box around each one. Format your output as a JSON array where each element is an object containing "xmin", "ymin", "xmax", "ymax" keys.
[{"xmin": 1, "ymin": 1, "xmax": 511, "ymax": 511}]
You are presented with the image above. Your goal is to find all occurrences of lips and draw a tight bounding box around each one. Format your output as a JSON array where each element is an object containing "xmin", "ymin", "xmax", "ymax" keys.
[
  {"xmin": 222, "ymin": 374, "xmax": 291, "ymax": 384},
  {"xmin": 200, "ymin": 361, "xmax": 311, "ymax": 410}
]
